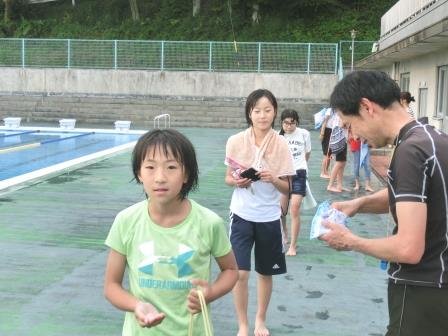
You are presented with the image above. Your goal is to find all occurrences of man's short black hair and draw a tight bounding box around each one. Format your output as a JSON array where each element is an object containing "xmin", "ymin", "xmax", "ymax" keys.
[{"xmin": 330, "ymin": 70, "xmax": 401, "ymax": 116}]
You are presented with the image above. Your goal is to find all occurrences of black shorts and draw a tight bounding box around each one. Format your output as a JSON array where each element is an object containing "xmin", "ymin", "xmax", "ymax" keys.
[
  {"xmin": 386, "ymin": 281, "xmax": 448, "ymax": 336},
  {"xmin": 229, "ymin": 213, "xmax": 286, "ymax": 275},
  {"xmin": 333, "ymin": 144, "xmax": 347, "ymax": 162},
  {"xmin": 291, "ymin": 169, "xmax": 307, "ymax": 196}
]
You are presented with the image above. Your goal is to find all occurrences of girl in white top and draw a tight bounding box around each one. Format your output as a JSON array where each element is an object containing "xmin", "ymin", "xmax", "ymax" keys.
[
  {"xmin": 279, "ymin": 109, "xmax": 311, "ymax": 256},
  {"xmin": 225, "ymin": 89, "xmax": 294, "ymax": 336}
]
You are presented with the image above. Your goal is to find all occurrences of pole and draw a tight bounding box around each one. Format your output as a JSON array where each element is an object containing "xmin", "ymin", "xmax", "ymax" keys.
[{"xmin": 350, "ymin": 29, "xmax": 357, "ymax": 72}]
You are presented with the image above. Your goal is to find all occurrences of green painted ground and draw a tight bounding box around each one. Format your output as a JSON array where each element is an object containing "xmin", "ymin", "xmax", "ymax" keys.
[{"xmin": 0, "ymin": 127, "xmax": 388, "ymax": 335}]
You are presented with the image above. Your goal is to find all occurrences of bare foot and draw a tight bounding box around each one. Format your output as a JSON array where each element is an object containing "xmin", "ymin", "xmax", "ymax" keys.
[
  {"xmin": 254, "ymin": 320, "xmax": 270, "ymax": 336},
  {"xmin": 342, "ymin": 187, "xmax": 351, "ymax": 192},
  {"xmin": 327, "ymin": 186, "xmax": 342, "ymax": 193},
  {"xmin": 320, "ymin": 174, "xmax": 330, "ymax": 179},
  {"xmin": 353, "ymin": 186, "xmax": 359, "ymax": 191},
  {"xmin": 365, "ymin": 186, "xmax": 374, "ymax": 192},
  {"xmin": 237, "ymin": 324, "xmax": 249, "ymax": 336},
  {"xmin": 286, "ymin": 247, "xmax": 297, "ymax": 256}
]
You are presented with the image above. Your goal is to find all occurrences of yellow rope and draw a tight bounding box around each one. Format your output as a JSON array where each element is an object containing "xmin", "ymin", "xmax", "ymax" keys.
[{"xmin": 188, "ymin": 288, "xmax": 213, "ymax": 336}]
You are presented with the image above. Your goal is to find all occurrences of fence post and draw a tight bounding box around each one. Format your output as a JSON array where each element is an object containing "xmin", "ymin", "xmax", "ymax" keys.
[
  {"xmin": 114, "ymin": 40, "xmax": 118, "ymax": 69},
  {"xmin": 67, "ymin": 39, "xmax": 71, "ymax": 68},
  {"xmin": 21, "ymin": 39, "xmax": 26, "ymax": 68},
  {"xmin": 209, "ymin": 41, "xmax": 213, "ymax": 72},
  {"xmin": 307, "ymin": 43, "xmax": 311, "ymax": 74},
  {"xmin": 161, "ymin": 41, "xmax": 165, "ymax": 71},
  {"xmin": 257, "ymin": 42, "xmax": 261, "ymax": 72},
  {"xmin": 335, "ymin": 43, "xmax": 339, "ymax": 75}
]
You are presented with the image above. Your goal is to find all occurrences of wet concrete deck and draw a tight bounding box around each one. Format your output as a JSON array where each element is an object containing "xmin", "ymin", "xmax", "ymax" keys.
[{"xmin": 0, "ymin": 128, "xmax": 390, "ymax": 335}]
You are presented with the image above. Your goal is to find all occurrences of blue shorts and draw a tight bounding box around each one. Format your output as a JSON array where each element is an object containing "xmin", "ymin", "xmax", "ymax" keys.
[
  {"xmin": 291, "ymin": 169, "xmax": 307, "ymax": 196},
  {"xmin": 229, "ymin": 213, "xmax": 286, "ymax": 275}
]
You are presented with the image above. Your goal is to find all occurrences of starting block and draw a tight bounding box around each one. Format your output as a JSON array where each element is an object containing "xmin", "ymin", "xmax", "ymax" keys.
[
  {"xmin": 114, "ymin": 120, "xmax": 131, "ymax": 132},
  {"xmin": 59, "ymin": 119, "xmax": 76, "ymax": 129},
  {"xmin": 3, "ymin": 117, "xmax": 22, "ymax": 128}
]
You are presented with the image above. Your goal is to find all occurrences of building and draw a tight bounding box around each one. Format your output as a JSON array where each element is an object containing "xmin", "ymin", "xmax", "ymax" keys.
[{"xmin": 357, "ymin": 0, "xmax": 448, "ymax": 132}]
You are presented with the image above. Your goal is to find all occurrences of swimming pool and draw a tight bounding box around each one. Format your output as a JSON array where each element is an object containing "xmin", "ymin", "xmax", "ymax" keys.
[{"xmin": 0, "ymin": 127, "xmax": 144, "ymax": 190}]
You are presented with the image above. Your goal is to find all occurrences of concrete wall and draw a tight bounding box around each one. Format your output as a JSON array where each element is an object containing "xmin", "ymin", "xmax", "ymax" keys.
[
  {"xmin": 0, "ymin": 68, "xmax": 336, "ymax": 100},
  {"xmin": 0, "ymin": 68, "xmax": 336, "ymax": 128}
]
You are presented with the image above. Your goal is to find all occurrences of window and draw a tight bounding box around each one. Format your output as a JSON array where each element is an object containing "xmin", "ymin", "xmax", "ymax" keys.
[
  {"xmin": 436, "ymin": 65, "xmax": 448, "ymax": 118},
  {"xmin": 418, "ymin": 88, "xmax": 428, "ymax": 118},
  {"xmin": 400, "ymin": 72, "xmax": 410, "ymax": 92}
]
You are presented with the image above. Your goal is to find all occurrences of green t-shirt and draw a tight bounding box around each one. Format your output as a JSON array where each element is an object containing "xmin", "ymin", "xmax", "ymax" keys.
[{"xmin": 105, "ymin": 199, "xmax": 232, "ymax": 336}]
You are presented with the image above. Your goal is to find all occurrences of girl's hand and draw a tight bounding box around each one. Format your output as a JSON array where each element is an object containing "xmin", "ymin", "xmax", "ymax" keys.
[
  {"xmin": 187, "ymin": 279, "xmax": 212, "ymax": 314},
  {"xmin": 257, "ymin": 170, "xmax": 274, "ymax": 183},
  {"xmin": 134, "ymin": 301, "xmax": 166, "ymax": 328},
  {"xmin": 234, "ymin": 177, "xmax": 252, "ymax": 188}
]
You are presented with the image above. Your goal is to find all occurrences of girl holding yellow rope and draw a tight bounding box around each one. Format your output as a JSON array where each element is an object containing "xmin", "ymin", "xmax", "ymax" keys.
[{"xmin": 104, "ymin": 129, "xmax": 238, "ymax": 335}]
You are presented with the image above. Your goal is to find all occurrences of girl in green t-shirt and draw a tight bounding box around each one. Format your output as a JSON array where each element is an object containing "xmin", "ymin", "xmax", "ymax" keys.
[{"xmin": 104, "ymin": 129, "xmax": 238, "ymax": 335}]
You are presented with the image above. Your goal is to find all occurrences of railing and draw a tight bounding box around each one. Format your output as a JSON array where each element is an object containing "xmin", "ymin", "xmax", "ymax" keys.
[
  {"xmin": 154, "ymin": 114, "xmax": 170, "ymax": 129},
  {"xmin": 0, "ymin": 38, "xmax": 339, "ymax": 74}
]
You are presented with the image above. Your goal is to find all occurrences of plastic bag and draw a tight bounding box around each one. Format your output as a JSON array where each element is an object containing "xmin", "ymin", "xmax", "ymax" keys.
[
  {"xmin": 314, "ymin": 108, "xmax": 328, "ymax": 129},
  {"xmin": 302, "ymin": 180, "xmax": 317, "ymax": 210},
  {"xmin": 309, "ymin": 201, "xmax": 348, "ymax": 239}
]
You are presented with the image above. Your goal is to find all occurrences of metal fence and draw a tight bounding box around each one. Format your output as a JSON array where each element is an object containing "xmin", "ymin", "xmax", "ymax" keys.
[
  {"xmin": 339, "ymin": 40, "xmax": 377, "ymax": 72},
  {"xmin": 0, "ymin": 38, "xmax": 377, "ymax": 74},
  {"xmin": 0, "ymin": 38, "xmax": 340, "ymax": 74}
]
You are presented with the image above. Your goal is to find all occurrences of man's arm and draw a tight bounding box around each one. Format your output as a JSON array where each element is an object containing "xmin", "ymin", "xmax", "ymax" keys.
[
  {"xmin": 333, "ymin": 188, "xmax": 389, "ymax": 217},
  {"xmin": 321, "ymin": 201, "xmax": 426, "ymax": 264}
]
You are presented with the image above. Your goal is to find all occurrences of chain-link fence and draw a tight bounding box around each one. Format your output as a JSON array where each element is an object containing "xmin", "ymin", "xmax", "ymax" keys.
[
  {"xmin": 0, "ymin": 38, "xmax": 340, "ymax": 74},
  {"xmin": 0, "ymin": 38, "xmax": 377, "ymax": 74},
  {"xmin": 339, "ymin": 40, "xmax": 377, "ymax": 73}
]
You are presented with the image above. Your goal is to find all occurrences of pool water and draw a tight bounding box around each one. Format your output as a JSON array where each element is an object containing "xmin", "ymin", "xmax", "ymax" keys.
[{"xmin": 0, "ymin": 129, "xmax": 141, "ymax": 181}]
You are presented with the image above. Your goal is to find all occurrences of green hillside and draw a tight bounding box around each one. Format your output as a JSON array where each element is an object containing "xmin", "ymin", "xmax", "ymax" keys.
[{"xmin": 0, "ymin": 0, "xmax": 397, "ymax": 42}]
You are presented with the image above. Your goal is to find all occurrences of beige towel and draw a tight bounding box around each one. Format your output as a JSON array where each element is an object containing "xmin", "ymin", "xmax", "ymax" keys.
[{"xmin": 225, "ymin": 128, "xmax": 295, "ymax": 177}]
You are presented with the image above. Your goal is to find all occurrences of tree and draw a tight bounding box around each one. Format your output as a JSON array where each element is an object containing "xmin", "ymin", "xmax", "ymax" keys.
[
  {"xmin": 129, "ymin": 0, "xmax": 140, "ymax": 21},
  {"xmin": 192, "ymin": 0, "xmax": 200, "ymax": 17},
  {"xmin": 251, "ymin": 3, "xmax": 260, "ymax": 24},
  {"xmin": 3, "ymin": 0, "xmax": 13, "ymax": 22}
]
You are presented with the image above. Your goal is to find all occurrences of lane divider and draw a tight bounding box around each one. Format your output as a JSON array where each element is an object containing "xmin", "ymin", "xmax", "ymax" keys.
[
  {"xmin": 0, "ymin": 130, "xmax": 39, "ymax": 138},
  {"xmin": 0, "ymin": 142, "xmax": 40, "ymax": 154},
  {"xmin": 0, "ymin": 132, "xmax": 95, "ymax": 154}
]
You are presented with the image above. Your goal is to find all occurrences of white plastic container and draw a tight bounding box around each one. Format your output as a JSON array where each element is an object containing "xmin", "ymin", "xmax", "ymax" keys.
[{"xmin": 3, "ymin": 117, "xmax": 22, "ymax": 128}]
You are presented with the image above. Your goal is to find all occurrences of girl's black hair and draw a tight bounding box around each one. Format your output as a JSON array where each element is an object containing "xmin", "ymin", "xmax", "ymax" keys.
[
  {"xmin": 132, "ymin": 129, "xmax": 199, "ymax": 199},
  {"xmin": 279, "ymin": 109, "xmax": 300, "ymax": 136},
  {"xmin": 400, "ymin": 91, "xmax": 415, "ymax": 103},
  {"xmin": 245, "ymin": 89, "xmax": 278, "ymax": 128}
]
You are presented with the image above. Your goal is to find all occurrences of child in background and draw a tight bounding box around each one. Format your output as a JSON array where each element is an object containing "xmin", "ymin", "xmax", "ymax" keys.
[
  {"xmin": 319, "ymin": 109, "xmax": 332, "ymax": 179},
  {"xmin": 279, "ymin": 109, "xmax": 311, "ymax": 256},
  {"xmin": 400, "ymin": 91, "xmax": 415, "ymax": 119},
  {"xmin": 225, "ymin": 89, "xmax": 294, "ymax": 336},
  {"xmin": 104, "ymin": 129, "xmax": 238, "ymax": 336},
  {"xmin": 348, "ymin": 127, "xmax": 373, "ymax": 192},
  {"xmin": 326, "ymin": 112, "xmax": 348, "ymax": 193}
]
